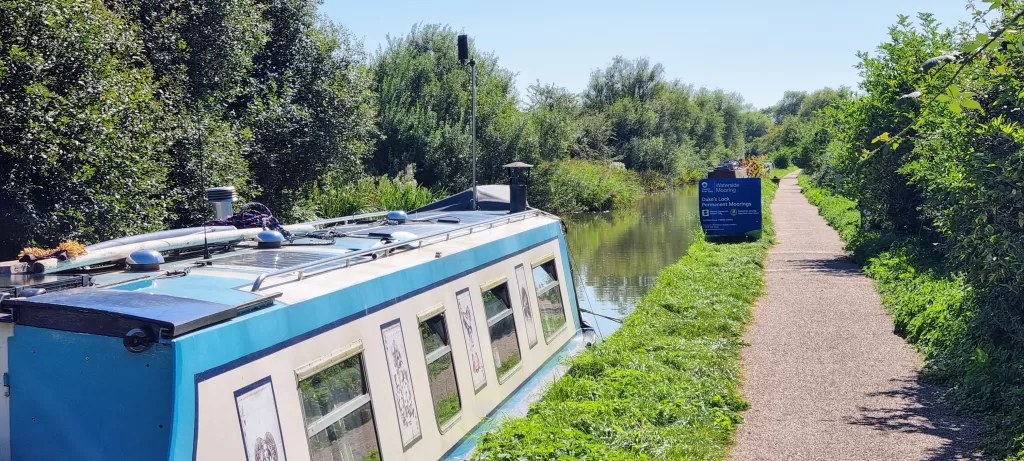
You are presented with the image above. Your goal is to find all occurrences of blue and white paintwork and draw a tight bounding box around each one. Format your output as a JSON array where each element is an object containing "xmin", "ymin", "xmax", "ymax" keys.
[{"xmin": 0, "ymin": 208, "xmax": 588, "ymax": 461}]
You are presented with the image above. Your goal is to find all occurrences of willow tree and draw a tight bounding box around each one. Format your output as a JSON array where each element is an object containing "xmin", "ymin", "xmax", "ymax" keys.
[{"xmin": 371, "ymin": 24, "xmax": 537, "ymax": 191}]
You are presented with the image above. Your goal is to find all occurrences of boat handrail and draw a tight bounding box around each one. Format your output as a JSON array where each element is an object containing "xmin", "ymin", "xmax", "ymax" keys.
[
  {"xmin": 250, "ymin": 209, "xmax": 554, "ymax": 292},
  {"xmin": 301, "ymin": 211, "xmax": 391, "ymax": 228}
]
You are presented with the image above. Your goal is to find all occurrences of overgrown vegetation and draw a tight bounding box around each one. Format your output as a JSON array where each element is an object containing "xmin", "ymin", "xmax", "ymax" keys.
[
  {"xmin": 777, "ymin": 2, "xmax": 1024, "ymax": 457},
  {"xmin": 0, "ymin": 0, "xmax": 378, "ymax": 257},
  {"xmin": 307, "ymin": 168, "xmax": 442, "ymax": 219},
  {"xmin": 0, "ymin": 2, "xmax": 771, "ymax": 258},
  {"xmin": 473, "ymin": 179, "xmax": 777, "ymax": 460},
  {"xmin": 529, "ymin": 160, "xmax": 643, "ymax": 214}
]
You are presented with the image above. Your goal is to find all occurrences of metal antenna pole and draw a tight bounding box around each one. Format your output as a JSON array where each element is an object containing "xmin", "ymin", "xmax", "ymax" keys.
[
  {"xmin": 197, "ymin": 104, "xmax": 211, "ymax": 261},
  {"xmin": 471, "ymin": 59, "xmax": 478, "ymax": 210}
]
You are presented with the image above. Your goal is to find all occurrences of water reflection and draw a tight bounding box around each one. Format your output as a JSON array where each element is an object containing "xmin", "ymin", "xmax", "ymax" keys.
[{"xmin": 565, "ymin": 187, "xmax": 699, "ymax": 337}]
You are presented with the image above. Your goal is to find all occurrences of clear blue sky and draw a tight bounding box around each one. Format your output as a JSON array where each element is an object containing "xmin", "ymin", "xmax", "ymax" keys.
[{"xmin": 319, "ymin": 0, "xmax": 970, "ymax": 109}]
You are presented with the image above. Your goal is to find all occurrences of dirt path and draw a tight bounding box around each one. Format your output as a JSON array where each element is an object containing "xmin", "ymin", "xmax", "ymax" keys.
[{"xmin": 730, "ymin": 172, "xmax": 984, "ymax": 461}]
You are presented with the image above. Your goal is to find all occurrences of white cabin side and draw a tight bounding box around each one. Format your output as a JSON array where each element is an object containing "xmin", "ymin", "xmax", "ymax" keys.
[{"xmin": 189, "ymin": 221, "xmax": 579, "ymax": 460}]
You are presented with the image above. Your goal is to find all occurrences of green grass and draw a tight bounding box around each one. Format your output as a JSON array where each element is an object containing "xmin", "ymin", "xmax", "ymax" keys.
[
  {"xmin": 797, "ymin": 174, "xmax": 859, "ymax": 237},
  {"xmin": 797, "ymin": 173, "xmax": 1024, "ymax": 459},
  {"xmin": 472, "ymin": 179, "xmax": 778, "ymax": 460}
]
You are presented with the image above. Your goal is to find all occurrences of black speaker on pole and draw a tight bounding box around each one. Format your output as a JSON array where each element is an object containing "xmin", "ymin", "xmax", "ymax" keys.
[{"xmin": 457, "ymin": 34, "xmax": 469, "ymax": 64}]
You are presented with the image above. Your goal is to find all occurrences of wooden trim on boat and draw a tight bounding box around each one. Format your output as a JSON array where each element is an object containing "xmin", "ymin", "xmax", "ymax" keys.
[
  {"xmin": 530, "ymin": 253, "xmax": 556, "ymax": 268},
  {"xmin": 293, "ymin": 340, "xmax": 364, "ymax": 382},
  {"xmin": 416, "ymin": 303, "xmax": 446, "ymax": 322},
  {"xmin": 497, "ymin": 362, "xmax": 523, "ymax": 384},
  {"xmin": 479, "ymin": 276, "xmax": 508, "ymax": 293}
]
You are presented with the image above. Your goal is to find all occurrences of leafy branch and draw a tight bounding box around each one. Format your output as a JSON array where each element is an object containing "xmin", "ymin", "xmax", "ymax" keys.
[{"xmin": 866, "ymin": 6, "xmax": 1024, "ymax": 154}]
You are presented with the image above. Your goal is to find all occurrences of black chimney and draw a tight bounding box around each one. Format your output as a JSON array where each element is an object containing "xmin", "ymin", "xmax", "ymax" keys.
[{"xmin": 503, "ymin": 162, "xmax": 533, "ymax": 213}]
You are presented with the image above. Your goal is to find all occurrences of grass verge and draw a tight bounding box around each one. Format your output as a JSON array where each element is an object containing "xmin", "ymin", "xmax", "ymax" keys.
[
  {"xmin": 798, "ymin": 173, "xmax": 1024, "ymax": 459},
  {"xmin": 472, "ymin": 179, "xmax": 778, "ymax": 460}
]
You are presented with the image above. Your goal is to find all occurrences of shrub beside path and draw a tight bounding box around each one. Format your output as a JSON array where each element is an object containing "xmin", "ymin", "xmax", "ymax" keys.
[{"xmin": 730, "ymin": 172, "xmax": 985, "ymax": 461}]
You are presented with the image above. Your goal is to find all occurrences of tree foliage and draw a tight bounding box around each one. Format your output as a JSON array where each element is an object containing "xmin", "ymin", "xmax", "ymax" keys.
[
  {"xmin": 0, "ymin": 0, "xmax": 167, "ymax": 257},
  {"xmin": 370, "ymin": 24, "xmax": 535, "ymax": 191},
  {"xmin": 0, "ymin": 0, "xmax": 377, "ymax": 257},
  {"xmin": 1, "ymin": 5, "xmax": 782, "ymax": 259}
]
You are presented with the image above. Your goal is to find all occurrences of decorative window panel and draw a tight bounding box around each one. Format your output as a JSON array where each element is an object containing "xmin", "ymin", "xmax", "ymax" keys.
[
  {"xmin": 381, "ymin": 319, "xmax": 422, "ymax": 448},
  {"xmin": 514, "ymin": 264, "xmax": 539, "ymax": 348},
  {"xmin": 455, "ymin": 289, "xmax": 488, "ymax": 391}
]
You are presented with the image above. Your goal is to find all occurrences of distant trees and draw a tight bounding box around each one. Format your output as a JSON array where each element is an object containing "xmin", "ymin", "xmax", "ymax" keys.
[
  {"xmin": 751, "ymin": 86, "xmax": 852, "ymax": 167},
  {"xmin": 0, "ymin": 8, "xmax": 767, "ymax": 258},
  {"xmin": 523, "ymin": 56, "xmax": 751, "ymax": 180}
]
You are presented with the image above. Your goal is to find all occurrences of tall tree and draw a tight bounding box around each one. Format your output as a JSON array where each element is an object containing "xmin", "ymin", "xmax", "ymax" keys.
[
  {"xmin": 371, "ymin": 24, "xmax": 535, "ymax": 190},
  {"xmin": 0, "ymin": 0, "xmax": 168, "ymax": 257},
  {"xmin": 242, "ymin": 1, "xmax": 378, "ymax": 218}
]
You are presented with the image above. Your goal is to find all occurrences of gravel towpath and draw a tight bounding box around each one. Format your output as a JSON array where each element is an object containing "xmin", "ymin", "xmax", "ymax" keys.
[{"xmin": 729, "ymin": 172, "xmax": 984, "ymax": 461}]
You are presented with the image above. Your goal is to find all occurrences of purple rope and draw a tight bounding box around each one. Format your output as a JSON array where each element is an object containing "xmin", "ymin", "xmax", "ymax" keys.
[{"xmin": 205, "ymin": 202, "xmax": 292, "ymax": 239}]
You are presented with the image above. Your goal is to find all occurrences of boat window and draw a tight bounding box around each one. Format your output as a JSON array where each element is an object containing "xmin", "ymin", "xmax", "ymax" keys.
[
  {"xmin": 532, "ymin": 259, "xmax": 567, "ymax": 341},
  {"xmin": 298, "ymin": 354, "xmax": 382, "ymax": 461},
  {"xmin": 481, "ymin": 281, "xmax": 522, "ymax": 380},
  {"xmin": 419, "ymin": 313, "xmax": 462, "ymax": 428}
]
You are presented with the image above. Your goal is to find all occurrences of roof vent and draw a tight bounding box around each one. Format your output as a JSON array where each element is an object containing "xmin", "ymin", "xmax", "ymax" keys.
[
  {"xmin": 386, "ymin": 210, "xmax": 408, "ymax": 224},
  {"xmin": 255, "ymin": 230, "xmax": 285, "ymax": 249},
  {"xmin": 206, "ymin": 186, "xmax": 238, "ymax": 220},
  {"xmin": 389, "ymin": 231, "xmax": 420, "ymax": 249},
  {"xmin": 126, "ymin": 249, "xmax": 164, "ymax": 272}
]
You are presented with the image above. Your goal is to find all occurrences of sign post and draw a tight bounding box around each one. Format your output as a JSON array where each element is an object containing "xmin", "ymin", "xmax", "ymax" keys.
[{"xmin": 699, "ymin": 178, "xmax": 763, "ymax": 239}]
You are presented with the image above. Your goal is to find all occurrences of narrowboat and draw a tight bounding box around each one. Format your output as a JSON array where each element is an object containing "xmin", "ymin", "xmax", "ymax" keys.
[{"xmin": 0, "ymin": 165, "xmax": 593, "ymax": 461}]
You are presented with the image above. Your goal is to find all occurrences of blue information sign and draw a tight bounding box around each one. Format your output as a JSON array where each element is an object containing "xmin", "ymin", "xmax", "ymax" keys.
[{"xmin": 699, "ymin": 178, "xmax": 762, "ymax": 238}]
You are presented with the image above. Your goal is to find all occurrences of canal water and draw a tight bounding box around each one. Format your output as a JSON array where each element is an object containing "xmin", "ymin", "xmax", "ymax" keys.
[{"xmin": 565, "ymin": 186, "xmax": 701, "ymax": 338}]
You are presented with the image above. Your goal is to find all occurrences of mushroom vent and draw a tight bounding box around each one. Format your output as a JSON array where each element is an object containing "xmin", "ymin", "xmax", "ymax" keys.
[
  {"xmin": 126, "ymin": 250, "xmax": 164, "ymax": 272},
  {"xmin": 206, "ymin": 186, "xmax": 238, "ymax": 220},
  {"xmin": 206, "ymin": 186, "xmax": 237, "ymax": 202},
  {"xmin": 256, "ymin": 230, "xmax": 285, "ymax": 249},
  {"xmin": 386, "ymin": 210, "xmax": 408, "ymax": 224}
]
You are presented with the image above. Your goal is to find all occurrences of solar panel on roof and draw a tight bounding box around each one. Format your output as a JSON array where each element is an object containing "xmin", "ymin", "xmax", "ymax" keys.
[
  {"xmin": 360, "ymin": 225, "xmax": 445, "ymax": 238},
  {"xmin": 211, "ymin": 251, "xmax": 334, "ymax": 270}
]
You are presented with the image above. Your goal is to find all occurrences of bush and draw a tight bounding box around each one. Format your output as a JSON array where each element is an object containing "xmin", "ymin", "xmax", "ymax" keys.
[
  {"xmin": 745, "ymin": 155, "xmax": 766, "ymax": 178},
  {"xmin": 308, "ymin": 169, "xmax": 442, "ymax": 218},
  {"xmin": 529, "ymin": 159, "xmax": 643, "ymax": 214},
  {"xmin": 0, "ymin": 0, "xmax": 169, "ymax": 258},
  {"xmin": 772, "ymin": 150, "xmax": 791, "ymax": 169}
]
